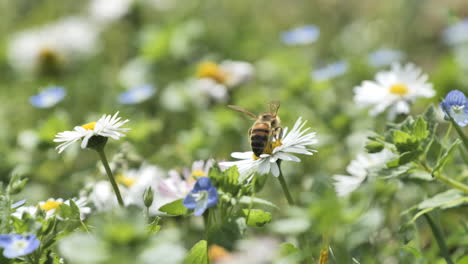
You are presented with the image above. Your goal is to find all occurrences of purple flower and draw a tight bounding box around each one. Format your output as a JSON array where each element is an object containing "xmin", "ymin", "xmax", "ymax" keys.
[
  {"xmin": 440, "ymin": 90, "xmax": 468, "ymax": 127},
  {"xmin": 29, "ymin": 86, "xmax": 65, "ymax": 108},
  {"xmin": 183, "ymin": 177, "xmax": 218, "ymax": 216},
  {"xmin": 281, "ymin": 25, "xmax": 320, "ymax": 46},
  {"xmin": 0, "ymin": 234, "xmax": 40, "ymax": 259},
  {"xmin": 118, "ymin": 84, "xmax": 156, "ymax": 104}
]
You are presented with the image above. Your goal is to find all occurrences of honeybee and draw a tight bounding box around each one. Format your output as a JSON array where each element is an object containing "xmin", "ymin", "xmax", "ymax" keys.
[{"xmin": 228, "ymin": 101, "xmax": 282, "ymax": 157}]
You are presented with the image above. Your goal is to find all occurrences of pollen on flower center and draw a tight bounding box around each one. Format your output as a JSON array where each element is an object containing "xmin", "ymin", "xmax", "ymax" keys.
[
  {"xmin": 192, "ymin": 170, "xmax": 206, "ymax": 177},
  {"xmin": 196, "ymin": 62, "xmax": 228, "ymax": 84},
  {"xmin": 40, "ymin": 200, "xmax": 62, "ymax": 211},
  {"xmin": 389, "ymin": 83, "xmax": 409, "ymax": 96},
  {"xmin": 116, "ymin": 174, "xmax": 136, "ymax": 187},
  {"xmin": 272, "ymin": 140, "xmax": 282, "ymax": 150},
  {"xmin": 81, "ymin": 121, "xmax": 96, "ymax": 130}
]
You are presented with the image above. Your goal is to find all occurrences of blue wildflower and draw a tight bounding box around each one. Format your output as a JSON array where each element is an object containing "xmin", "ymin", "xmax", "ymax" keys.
[
  {"xmin": 367, "ymin": 49, "xmax": 404, "ymax": 67},
  {"xmin": 183, "ymin": 177, "xmax": 218, "ymax": 216},
  {"xmin": 440, "ymin": 90, "xmax": 468, "ymax": 127},
  {"xmin": 29, "ymin": 86, "xmax": 65, "ymax": 108},
  {"xmin": 118, "ymin": 84, "xmax": 156, "ymax": 104},
  {"xmin": 0, "ymin": 234, "xmax": 40, "ymax": 259},
  {"xmin": 281, "ymin": 25, "xmax": 320, "ymax": 46},
  {"xmin": 311, "ymin": 61, "xmax": 348, "ymax": 82}
]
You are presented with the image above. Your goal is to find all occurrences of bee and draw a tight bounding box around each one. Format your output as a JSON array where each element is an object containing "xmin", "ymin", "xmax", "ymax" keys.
[{"xmin": 228, "ymin": 101, "xmax": 282, "ymax": 157}]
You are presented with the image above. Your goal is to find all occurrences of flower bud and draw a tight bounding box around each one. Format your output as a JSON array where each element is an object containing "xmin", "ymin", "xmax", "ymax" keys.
[
  {"xmin": 143, "ymin": 187, "xmax": 154, "ymax": 208},
  {"xmin": 365, "ymin": 140, "xmax": 384, "ymax": 153}
]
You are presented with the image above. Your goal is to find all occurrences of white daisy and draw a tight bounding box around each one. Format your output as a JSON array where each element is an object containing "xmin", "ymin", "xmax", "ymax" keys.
[
  {"xmin": 89, "ymin": 181, "xmax": 122, "ymax": 211},
  {"xmin": 17, "ymin": 197, "xmax": 92, "ymax": 220},
  {"xmin": 54, "ymin": 112, "xmax": 130, "ymax": 153},
  {"xmin": 7, "ymin": 16, "xmax": 99, "ymax": 73},
  {"xmin": 353, "ymin": 63, "xmax": 435, "ymax": 116},
  {"xmin": 89, "ymin": 0, "xmax": 133, "ymax": 24},
  {"xmin": 333, "ymin": 149, "xmax": 395, "ymax": 197},
  {"xmin": 11, "ymin": 205, "xmax": 38, "ymax": 219},
  {"xmin": 196, "ymin": 60, "xmax": 254, "ymax": 88},
  {"xmin": 219, "ymin": 117, "xmax": 317, "ymax": 180}
]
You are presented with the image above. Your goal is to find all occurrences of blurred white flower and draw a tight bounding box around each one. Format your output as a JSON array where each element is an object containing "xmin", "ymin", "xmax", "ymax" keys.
[
  {"xmin": 13, "ymin": 197, "xmax": 91, "ymax": 220},
  {"xmin": 17, "ymin": 130, "xmax": 39, "ymax": 150},
  {"xmin": 89, "ymin": 0, "xmax": 133, "ymax": 24},
  {"xmin": 354, "ymin": 63, "xmax": 435, "ymax": 117},
  {"xmin": 218, "ymin": 237, "xmax": 280, "ymax": 264},
  {"xmin": 54, "ymin": 112, "xmax": 130, "ymax": 153},
  {"xmin": 118, "ymin": 84, "xmax": 156, "ymax": 104},
  {"xmin": 367, "ymin": 49, "xmax": 405, "ymax": 68},
  {"xmin": 219, "ymin": 60, "xmax": 255, "ymax": 87},
  {"xmin": 220, "ymin": 117, "xmax": 317, "ymax": 180},
  {"xmin": 119, "ymin": 57, "xmax": 151, "ymax": 88},
  {"xmin": 442, "ymin": 19, "xmax": 468, "ymax": 46},
  {"xmin": 190, "ymin": 79, "xmax": 229, "ymax": 104},
  {"xmin": 333, "ymin": 149, "xmax": 395, "ymax": 196},
  {"xmin": 281, "ymin": 25, "xmax": 320, "ymax": 46},
  {"xmin": 89, "ymin": 181, "xmax": 122, "ymax": 211},
  {"xmin": 8, "ymin": 17, "xmax": 99, "ymax": 73},
  {"xmin": 311, "ymin": 61, "xmax": 348, "ymax": 82},
  {"xmin": 29, "ymin": 86, "xmax": 66, "ymax": 108},
  {"xmin": 117, "ymin": 164, "xmax": 165, "ymax": 215}
]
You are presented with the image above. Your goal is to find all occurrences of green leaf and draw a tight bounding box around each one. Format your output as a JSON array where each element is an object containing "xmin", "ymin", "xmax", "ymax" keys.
[
  {"xmin": 184, "ymin": 240, "xmax": 208, "ymax": 264},
  {"xmin": 413, "ymin": 117, "xmax": 429, "ymax": 141},
  {"xmin": 407, "ymin": 170, "xmax": 433, "ymax": 181},
  {"xmin": 365, "ymin": 140, "xmax": 384, "ymax": 153},
  {"xmin": 242, "ymin": 209, "xmax": 272, "ymax": 227},
  {"xmin": 418, "ymin": 189, "xmax": 465, "ymax": 210},
  {"xmin": 279, "ymin": 243, "xmax": 301, "ymax": 257},
  {"xmin": 393, "ymin": 131, "xmax": 419, "ymax": 154},
  {"xmin": 147, "ymin": 217, "xmax": 161, "ymax": 234},
  {"xmin": 159, "ymin": 199, "xmax": 187, "ymax": 216}
]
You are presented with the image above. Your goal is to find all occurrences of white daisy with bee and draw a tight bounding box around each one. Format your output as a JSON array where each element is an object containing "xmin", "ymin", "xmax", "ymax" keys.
[
  {"xmin": 353, "ymin": 63, "xmax": 435, "ymax": 117},
  {"xmin": 54, "ymin": 112, "xmax": 130, "ymax": 153}
]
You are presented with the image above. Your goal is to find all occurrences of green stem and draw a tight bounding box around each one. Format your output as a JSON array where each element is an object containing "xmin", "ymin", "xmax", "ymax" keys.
[
  {"xmin": 276, "ymin": 161, "xmax": 295, "ymax": 206},
  {"xmin": 423, "ymin": 214, "xmax": 454, "ymax": 264},
  {"xmin": 97, "ymin": 149, "xmax": 124, "ymax": 207},
  {"xmin": 433, "ymin": 173, "xmax": 468, "ymax": 193}
]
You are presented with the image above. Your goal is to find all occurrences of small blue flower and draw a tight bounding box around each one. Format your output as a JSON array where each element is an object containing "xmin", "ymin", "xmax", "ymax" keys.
[
  {"xmin": 183, "ymin": 177, "xmax": 218, "ymax": 216},
  {"xmin": 118, "ymin": 84, "xmax": 156, "ymax": 104},
  {"xmin": 281, "ymin": 25, "xmax": 320, "ymax": 46},
  {"xmin": 443, "ymin": 19, "xmax": 468, "ymax": 46},
  {"xmin": 311, "ymin": 61, "xmax": 348, "ymax": 82},
  {"xmin": 367, "ymin": 49, "xmax": 404, "ymax": 67},
  {"xmin": 440, "ymin": 90, "xmax": 468, "ymax": 127},
  {"xmin": 0, "ymin": 234, "xmax": 40, "ymax": 259},
  {"xmin": 29, "ymin": 86, "xmax": 65, "ymax": 108}
]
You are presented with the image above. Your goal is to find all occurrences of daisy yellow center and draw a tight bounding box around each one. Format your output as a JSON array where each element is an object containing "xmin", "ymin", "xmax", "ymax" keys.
[
  {"xmin": 81, "ymin": 121, "xmax": 96, "ymax": 130},
  {"xmin": 192, "ymin": 170, "xmax": 206, "ymax": 177},
  {"xmin": 41, "ymin": 201, "xmax": 62, "ymax": 211},
  {"xmin": 116, "ymin": 174, "xmax": 136, "ymax": 187},
  {"xmin": 196, "ymin": 62, "xmax": 227, "ymax": 84},
  {"xmin": 209, "ymin": 245, "xmax": 231, "ymax": 261},
  {"xmin": 389, "ymin": 83, "xmax": 409, "ymax": 96}
]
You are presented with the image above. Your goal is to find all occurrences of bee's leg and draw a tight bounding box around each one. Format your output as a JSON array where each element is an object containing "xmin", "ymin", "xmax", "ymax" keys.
[{"xmin": 274, "ymin": 127, "xmax": 283, "ymax": 141}]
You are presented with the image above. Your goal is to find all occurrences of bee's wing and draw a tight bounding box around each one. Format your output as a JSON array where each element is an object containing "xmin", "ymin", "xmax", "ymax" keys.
[
  {"xmin": 228, "ymin": 105, "xmax": 258, "ymax": 120},
  {"xmin": 268, "ymin": 101, "xmax": 280, "ymax": 116}
]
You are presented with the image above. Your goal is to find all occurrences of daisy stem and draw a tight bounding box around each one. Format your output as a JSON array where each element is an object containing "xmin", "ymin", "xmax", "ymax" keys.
[
  {"xmin": 276, "ymin": 161, "xmax": 295, "ymax": 206},
  {"xmin": 423, "ymin": 213, "xmax": 454, "ymax": 264},
  {"xmin": 96, "ymin": 148, "xmax": 125, "ymax": 207}
]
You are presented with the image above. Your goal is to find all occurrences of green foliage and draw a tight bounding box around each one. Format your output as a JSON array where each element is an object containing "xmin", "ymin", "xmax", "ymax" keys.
[
  {"xmin": 183, "ymin": 240, "xmax": 208, "ymax": 264},
  {"xmin": 242, "ymin": 209, "xmax": 272, "ymax": 227},
  {"xmin": 159, "ymin": 199, "xmax": 188, "ymax": 216}
]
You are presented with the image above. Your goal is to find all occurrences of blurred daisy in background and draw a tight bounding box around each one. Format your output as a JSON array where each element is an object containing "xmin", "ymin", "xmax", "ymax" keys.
[
  {"xmin": 367, "ymin": 49, "xmax": 405, "ymax": 68},
  {"xmin": 190, "ymin": 60, "xmax": 254, "ymax": 105},
  {"xmin": 440, "ymin": 90, "xmax": 468, "ymax": 127},
  {"xmin": 29, "ymin": 86, "xmax": 65, "ymax": 108},
  {"xmin": 311, "ymin": 61, "xmax": 348, "ymax": 82},
  {"xmin": 88, "ymin": 0, "xmax": 133, "ymax": 24},
  {"xmin": 118, "ymin": 84, "xmax": 156, "ymax": 104},
  {"xmin": 442, "ymin": 18, "xmax": 468, "ymax": 46},
  {"xmin": 220, "ymin": 117, "xmax": 317, "ymax": 180},
  {"xmin": 54, "ymin": 112, "xmax": 129, "ymax": 153},
  {"xmin": 7, "ymin": 17, "xmax": 99, "ymax": 74},
  {"xmin": 281, "ymin": 25, "xmax": 320, "ymax": 46},
  {"xmin": 89, "ymin": 181, "xmax": 124, "ymax": 211},
  {"xmin": 333, "ymin": 149, "xmax": 395, "ymax": 197},
  {"xmin": 354, "ymin": 63, "xmax": 435, "ymax": 117},
  {"xmin": 217, "ymin": 237, "xmax": 280, "ymax": 264}
]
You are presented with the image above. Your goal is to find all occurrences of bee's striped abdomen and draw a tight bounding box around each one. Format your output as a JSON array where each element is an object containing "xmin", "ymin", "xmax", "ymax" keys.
[{"xmin": 250, "ymin": 123, "xmax": 270, "ymax": 157}]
